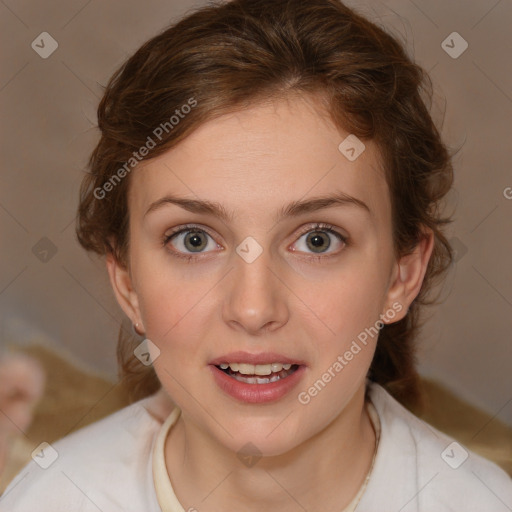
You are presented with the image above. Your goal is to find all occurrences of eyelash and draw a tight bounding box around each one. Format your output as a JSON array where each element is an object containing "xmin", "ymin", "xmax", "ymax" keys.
[{"xmin": 162, "ymin": 222, "xmax": 348, "ymax": 263}]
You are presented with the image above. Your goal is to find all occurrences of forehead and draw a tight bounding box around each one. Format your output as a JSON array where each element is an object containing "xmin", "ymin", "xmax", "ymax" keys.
[{"xmin": 130, "ymin": 95, "xmax": 390, "ymax": 226}]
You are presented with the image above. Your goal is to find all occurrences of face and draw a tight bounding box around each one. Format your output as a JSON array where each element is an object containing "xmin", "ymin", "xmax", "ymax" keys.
[{"xmin": 108, "ymin": 94, "xmax": 430, "ymax": 456}]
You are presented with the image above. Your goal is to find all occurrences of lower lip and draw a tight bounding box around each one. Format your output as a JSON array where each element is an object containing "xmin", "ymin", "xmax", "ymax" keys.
[{"xmin": 209, "ymin": 365, "xmax": 306, "ymax": 404}]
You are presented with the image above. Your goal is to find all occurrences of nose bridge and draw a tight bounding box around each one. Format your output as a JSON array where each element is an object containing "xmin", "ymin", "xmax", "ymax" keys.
[{"xmin": 223, "ymin": 240, "xmax": 288, "ymax": 333}]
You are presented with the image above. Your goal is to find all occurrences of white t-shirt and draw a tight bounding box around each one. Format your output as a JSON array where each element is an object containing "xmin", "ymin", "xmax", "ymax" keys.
[{"xmin": 1, "ymin": 382, "xmax": 511, "ymax": 512}]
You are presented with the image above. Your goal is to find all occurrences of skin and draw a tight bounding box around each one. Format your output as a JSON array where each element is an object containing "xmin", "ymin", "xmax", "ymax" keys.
[{"xmin": 107, "ymin": 93, "xmax": 434, "ymax": 511}]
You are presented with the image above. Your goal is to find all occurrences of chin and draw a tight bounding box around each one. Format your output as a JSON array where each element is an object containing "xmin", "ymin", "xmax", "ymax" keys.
[{"xmin": 211, "ymin": 415, "xmax": 305, "ymax": 459}]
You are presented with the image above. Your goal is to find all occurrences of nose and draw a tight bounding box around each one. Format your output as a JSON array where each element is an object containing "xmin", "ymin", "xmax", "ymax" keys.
[{"xmin": 222, "ymin": 246, "xmax": 289, "ymax": 335}]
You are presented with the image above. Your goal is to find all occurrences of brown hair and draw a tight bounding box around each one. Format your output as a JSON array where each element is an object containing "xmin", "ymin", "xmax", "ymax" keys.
[{"xmin": 76, "ymin": 0, "xmax": 455, "ymax": 409}]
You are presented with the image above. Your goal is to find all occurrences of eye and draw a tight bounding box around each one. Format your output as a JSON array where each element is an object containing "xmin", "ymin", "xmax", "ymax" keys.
[
  {"xmin": 163, "ymin": 222, "xmax": 347, "ymax": 262},
  {"xmin": 163, "ymin": 224, "xmax": 220, "ymax": 260},
  {"xmin": 290, "ymin": 223, "xmax": 347, "ymax": 258}
]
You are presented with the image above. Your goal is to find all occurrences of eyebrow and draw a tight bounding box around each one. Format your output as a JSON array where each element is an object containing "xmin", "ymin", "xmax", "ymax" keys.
[{"xmin": 144, "ymin": 191, "xmax": 372, "ymax": 224}]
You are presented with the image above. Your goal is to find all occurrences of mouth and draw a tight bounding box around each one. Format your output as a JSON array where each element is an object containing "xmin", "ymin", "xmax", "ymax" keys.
[
  {"xmin": 215, "ymin": 362, "xmax": 300, "ymax": 384},
  {"xmin": 208, "ymin": 353, "xmax": 306, "ymax": 403}
]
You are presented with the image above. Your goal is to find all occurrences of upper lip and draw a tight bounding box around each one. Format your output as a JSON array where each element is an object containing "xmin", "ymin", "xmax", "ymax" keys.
[{"xmin": 209, "ymin": 351, "xmax": 306, "ymax": 366}]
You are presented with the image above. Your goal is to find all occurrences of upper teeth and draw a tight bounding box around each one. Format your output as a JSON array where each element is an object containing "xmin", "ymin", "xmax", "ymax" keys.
[{"xmin": 219, "ymin": 363, "xmax": 292, "ymax": 375}]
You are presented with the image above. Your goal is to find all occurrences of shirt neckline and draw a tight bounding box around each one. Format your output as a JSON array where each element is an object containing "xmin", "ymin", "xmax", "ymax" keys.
[
  {"xmin": 152, "ymin": 396, "xmax": 381, "ymax": 512},
  {"xmin": 152, "ymin": 407, "xmax": 185, "ymax": 512}
]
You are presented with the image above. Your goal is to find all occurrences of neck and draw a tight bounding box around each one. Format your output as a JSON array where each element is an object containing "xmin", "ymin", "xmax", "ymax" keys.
[{"xmin": 164, "ymin": 382, "xmax": 376, "ymax": 511}]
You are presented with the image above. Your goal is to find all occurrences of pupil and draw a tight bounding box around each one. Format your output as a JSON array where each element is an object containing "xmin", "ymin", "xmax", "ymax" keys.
[
  {"xmin": 186, "ymin": 231, "xmax": 205, "ymax": 251},
  {"xmin": 307, "ymin": 231, "xmax": 330, "ymax": 253}
]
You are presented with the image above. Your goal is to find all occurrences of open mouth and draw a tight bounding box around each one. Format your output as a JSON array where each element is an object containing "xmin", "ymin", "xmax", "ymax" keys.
[{"xmin": 215, "ymin": 363, "xmax": 300, "ymax": 384}]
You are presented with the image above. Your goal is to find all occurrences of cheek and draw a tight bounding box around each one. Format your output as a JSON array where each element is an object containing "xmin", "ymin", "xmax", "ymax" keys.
[
  {"xmin": 132, "ymin": 247, "xmax": 206, "ymax": 334},
  {"xmin": 139, "ymin": 283, "xmax": 206, "ymax": 348},
  {"xmin": 295, "ymin": 270, "xmax": 384, "ymax": 418},
  {"xmin": 133, "ymin": 264, "xmax": 219, "ymax": 380},
  {"xmin": 295, "ymin": 258, "xmax": 389, "ymax": 349}
]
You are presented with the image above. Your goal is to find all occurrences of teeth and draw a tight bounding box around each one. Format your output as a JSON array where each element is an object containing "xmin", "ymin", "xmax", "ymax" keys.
[
  {"xmin": 232, "ymin": 373, "xmax": 285, "ymax": 384},
  {"xmin": 218, "ymin": 362, "xmax": 295, "ymax": 375},
  {"xmin": 238, "ymin": 363, "xmax": 257, "ymax": 375},
  {"xmin": 254, "ymin": 365, "xmax": 273, "ymax": 375}
]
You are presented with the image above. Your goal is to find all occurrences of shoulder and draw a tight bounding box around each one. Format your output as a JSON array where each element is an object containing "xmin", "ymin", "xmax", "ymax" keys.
[
  {"xmin": 360, "ymin": 382, "xmax": 512, "ymax": 512},
  {"xmin": 0, "ymin": 393, "xmax": 166, "ymax": 512}
]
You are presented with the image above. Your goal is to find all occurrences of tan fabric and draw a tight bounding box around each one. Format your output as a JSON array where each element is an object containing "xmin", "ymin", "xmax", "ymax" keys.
[{"xmin": 0, "ymin": 437, "xmax": 32, "ymax": 495}]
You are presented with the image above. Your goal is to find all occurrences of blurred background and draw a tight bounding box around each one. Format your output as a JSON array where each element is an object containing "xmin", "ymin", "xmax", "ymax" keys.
[{"xmin": 0, "ymin": 0, "xmax": 511, "ymax": 489}]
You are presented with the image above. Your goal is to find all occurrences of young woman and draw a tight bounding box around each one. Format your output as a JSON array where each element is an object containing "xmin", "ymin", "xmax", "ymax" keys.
[{"xmin": 2, "ymin": 0, "xmax": 511, "ymax": 510}]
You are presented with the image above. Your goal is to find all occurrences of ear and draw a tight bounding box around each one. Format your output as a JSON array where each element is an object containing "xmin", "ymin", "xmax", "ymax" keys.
[
  {"xmin": 382, "ymin": 227, "xmax": 435, "ymax": 324},
  {"xmin": 105, "ymin": 252, "xmax": 144, "ymax": 331}
]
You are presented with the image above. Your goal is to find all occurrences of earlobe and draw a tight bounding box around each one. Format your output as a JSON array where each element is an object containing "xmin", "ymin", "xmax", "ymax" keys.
[
  {"xmin": 383, "ymin": 228, "xmax": 435, "ymax": 324},
  {"xmin": 105, "ymin": 253, "xmax": 144, "ymax": 330}
]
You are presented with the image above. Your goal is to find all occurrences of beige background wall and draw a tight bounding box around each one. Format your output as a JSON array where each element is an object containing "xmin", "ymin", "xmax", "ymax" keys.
[{"xmin": 1, "ymin": 0, "xmax": 511, "ymax": 424}]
